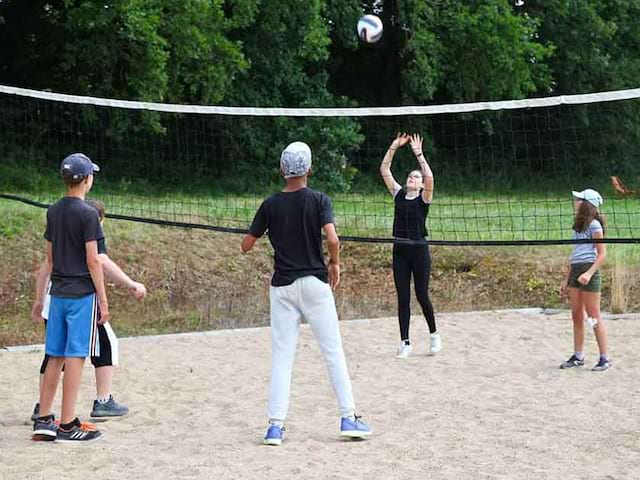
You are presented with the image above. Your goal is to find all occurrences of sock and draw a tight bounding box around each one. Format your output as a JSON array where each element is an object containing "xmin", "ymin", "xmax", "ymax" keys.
[
  {"xmin": 600, "ymin": 354, "xmax": 609, "ymax": 362},
  {"xmin": 269, "ymin": 419, "xmax": 284, "ymax": 427},
  {"xmin": 575, "ymin": 352, "xmax": 585, "ymax": 361},
  {"xmin": 97, "ymin": 395, "xmax": 111, "ymax": 404},
  {"xmin": 343, "ymin": 414, "xmax": 357, "ymax": 422},
  {"xmin": 430, "ymin": 331, "xmax": 439, "ymax": 337}
]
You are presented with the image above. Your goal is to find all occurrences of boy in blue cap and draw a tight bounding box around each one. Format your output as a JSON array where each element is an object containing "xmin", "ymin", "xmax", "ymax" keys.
[{"xmin": 31, "ymin": 153, "xmax": 108, "ymax": 443}]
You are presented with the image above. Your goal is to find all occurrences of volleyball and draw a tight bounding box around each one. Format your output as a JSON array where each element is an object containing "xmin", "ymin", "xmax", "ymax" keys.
[{"xmin": 357, "ymin": 14, "xmax": 383, "ymax": 43}]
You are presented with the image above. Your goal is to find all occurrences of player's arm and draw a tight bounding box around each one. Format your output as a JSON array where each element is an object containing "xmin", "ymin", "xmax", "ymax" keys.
[
  {"xmin": 380, "ymin": 133, "xmax": 409, "ymax": 196},
  {"xmin": 323, "ymin": 223, "xmax": 341, "ymax": 289},
  {"xmin": 242, "ymin": 201, "xmax": 268, "ymax": 253},
  {"xmin": 99, "ymin": 254, "xmax": 146, "ymax": 300},
  {"xmin": 560, "ymin": 262, "xmax": 571, "ymax": 296},
  {"xmin": 31, "ymin": 242, "xmax": 53, "ymax": 324},
  {"xmin": 241, "ymin": 234, "xmax": 259, "ymax": 253},
  {"xmin": 87, "ymin": 240, "xmax": 109, "ymax": 324},
  {"xmin": 411, "ymin": 134, "xmax": 434, "ymax": 203}
]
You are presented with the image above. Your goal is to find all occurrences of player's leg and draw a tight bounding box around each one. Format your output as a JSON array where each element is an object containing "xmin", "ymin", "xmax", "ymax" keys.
[
  {"xmin": 56, "ymin": 294, "xmax": 101, "ymax": 442},
  {"xmin": 39, "ymin": 297, "xmax": 67, "ymax": 417},
  {"xmin": 33, "ymin": 298, "xmax": 66, "ymax": 440},
  {"xmin": 411, "ymin": 244, "xmax": 440, "ymax": 353},
  {"xmin": 91, "ymin": 322, "xmax": 128, "ymax": 417},
  {"xmin": 392, "ymin": 244, "xmax": 412, "ymax": 357},
  {"xmin": 264, "ymin": 284, "xmax": 302, "ymax": 445},
  {"xmin": 560, "ymin": 286, "xmax": 586, "ymax": 369},
  {"xmin": 299, "ymin": 276, "xmax": 371, "ymax": 438},
  {"xmin": 582, "ymin": 271, "xmax": 610, "ymax": 371}
]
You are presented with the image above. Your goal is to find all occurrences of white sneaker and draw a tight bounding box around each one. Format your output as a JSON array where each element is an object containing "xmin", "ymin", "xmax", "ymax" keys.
[
  {"xmin": 396, "ymin": 342, "xmax": 412, "ymax": 358},
  {"xmin": 430, "ymin": 332, "xmax": 442, "ymax": 354}
]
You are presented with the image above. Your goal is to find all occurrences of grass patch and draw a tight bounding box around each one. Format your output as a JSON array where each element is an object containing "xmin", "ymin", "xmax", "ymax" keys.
[
  {"xmin": 5, "ymin": 189, "xmax": 640, "ymax": 242},
  {"xmin": 2, "ymin": 190, "xmax": 640, "ymax": 348}
]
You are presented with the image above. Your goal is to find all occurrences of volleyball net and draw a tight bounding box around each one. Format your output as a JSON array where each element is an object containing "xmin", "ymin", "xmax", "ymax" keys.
[{"xmin": 1, "ymin": 85, "xmax": 640, "ymax": 245}]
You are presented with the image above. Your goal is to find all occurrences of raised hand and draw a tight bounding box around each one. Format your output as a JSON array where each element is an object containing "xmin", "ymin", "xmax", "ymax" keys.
[
  {"xmin": 390, "ymin": 132, "xmax": 411, "ymax": 150},
  {"xmin": 410, "ymin": 133, "xmax": 423, "ymax": 156}
]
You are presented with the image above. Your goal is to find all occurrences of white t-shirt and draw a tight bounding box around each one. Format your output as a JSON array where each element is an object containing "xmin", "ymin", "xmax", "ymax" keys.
[{"xmin": 571, "ymin": 219, "xmax": 603, "ymax": 264}]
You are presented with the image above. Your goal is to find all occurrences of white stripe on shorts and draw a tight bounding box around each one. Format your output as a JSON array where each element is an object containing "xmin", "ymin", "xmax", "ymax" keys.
[
  {"xmin": 103, "ymin": 322, "xmax": 119, "ymax": 366},
  {"xmin": 41, "ymin": 282, "xmax": 52, "ymax": 320},
  {"xmin": 90, "ymin": 295, "xmax": 99, "ymax": 358}
]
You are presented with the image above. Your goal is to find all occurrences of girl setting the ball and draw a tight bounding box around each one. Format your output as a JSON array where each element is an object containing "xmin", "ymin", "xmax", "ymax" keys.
[{"xmin": 380, "ymin": 133, "xmax": 440, "ymax": 358}]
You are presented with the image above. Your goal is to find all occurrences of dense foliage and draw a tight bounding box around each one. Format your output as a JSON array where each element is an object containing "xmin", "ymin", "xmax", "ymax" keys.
[{"xmin": 1, "ymin": 0, "xmax": 639, "ymax": 192}]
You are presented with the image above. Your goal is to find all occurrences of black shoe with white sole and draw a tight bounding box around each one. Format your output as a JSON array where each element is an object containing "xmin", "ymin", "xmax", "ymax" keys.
[
  {"xmin": 56, "ymin": 418, "xmax": 102, "ymax": 443},
  {"xmin": 32, "ymin": 414, "xmax": 57, "ymax": 441},
  {"xmin": 560, "ymin": 354, "xmax": 585, "ymax": 369}
]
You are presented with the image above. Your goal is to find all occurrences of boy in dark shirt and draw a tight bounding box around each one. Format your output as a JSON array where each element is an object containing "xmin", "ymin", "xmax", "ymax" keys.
[
  {"xmin": 31, "ymin": 200, "xmax": 147, "ymax": 422},
  {"xmin": 31, "ymin": 153, "xmax": 108, "ymax": 443},
  {"xmin": 242, "ymin": 141, "xmax": 371, "ymax": 445}
]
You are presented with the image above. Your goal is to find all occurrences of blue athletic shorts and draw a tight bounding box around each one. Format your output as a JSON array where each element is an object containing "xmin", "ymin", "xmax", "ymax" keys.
[{"xmin": 45, "ymin": 294, "xmax": 100, "ymax": 358}]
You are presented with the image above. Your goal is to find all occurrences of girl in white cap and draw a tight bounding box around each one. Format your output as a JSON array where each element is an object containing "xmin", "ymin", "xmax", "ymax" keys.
[{"xmin": 560, "ymin": 189, "xmax": 611, "ymax": 371}]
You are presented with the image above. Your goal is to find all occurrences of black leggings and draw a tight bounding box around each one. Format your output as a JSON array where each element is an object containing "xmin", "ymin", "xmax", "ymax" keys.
[{"xmin": 393, "ymin": 243, "xmax": 436, "ymax": 340}]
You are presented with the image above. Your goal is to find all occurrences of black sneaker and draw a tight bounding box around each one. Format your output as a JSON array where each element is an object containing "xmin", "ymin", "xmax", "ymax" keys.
[
  {"xmin": 560, "ymin": 355, "xmax": 585, "ymax": 369},
  {"xmin": 56, "ymin": 418, "xmax": 102, "ymax": 443},
  {"xmin": 30, "ymin": 403, "xmax": 56, "ymax": 422},
  {"xmin": 592, "ymin": 358, "xmax": 612, "ymax": 372},
  {"xmin": 90, "ymin": 395, "xmax": 129, "ymax": 417},
  {"xmin": 31, "ymin": 403, "xmax": 40, "ymax": 422},
  {"xmin": 32, "ymin": 414, "xmax": 57, "ymax": 441}
]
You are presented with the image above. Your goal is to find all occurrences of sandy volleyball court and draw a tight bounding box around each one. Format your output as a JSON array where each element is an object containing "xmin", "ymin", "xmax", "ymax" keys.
[{"xmin": 1, "ymin": 309, "xmax": 639, "ymax": 480}]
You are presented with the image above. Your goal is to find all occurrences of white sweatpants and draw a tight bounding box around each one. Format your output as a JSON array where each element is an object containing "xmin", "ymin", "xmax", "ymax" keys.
[{"xmin": 267, "ymin": 275, "xmax": 356, "ymax": 421}]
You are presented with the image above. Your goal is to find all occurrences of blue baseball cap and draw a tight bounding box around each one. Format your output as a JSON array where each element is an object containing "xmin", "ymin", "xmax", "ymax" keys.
[{"xmin": 60, "ymin": 153, "xmax": 100, "ymax": 181}]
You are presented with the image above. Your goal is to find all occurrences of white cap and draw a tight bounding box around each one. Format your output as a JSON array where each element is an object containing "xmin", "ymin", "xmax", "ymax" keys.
[
  {"xmin": 280, "ymin": 142, "xmax": 312, "ymax": 179},
  {"xmin": 572, "ymin": 188, "xmax": 603, "ymax": 208}
]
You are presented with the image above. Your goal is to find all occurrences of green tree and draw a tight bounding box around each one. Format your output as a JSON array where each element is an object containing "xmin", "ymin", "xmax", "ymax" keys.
[
  {"xmin": 523, "ymin": 0, "xmax": 640, "ymax": 180},
  {"xmin": 404, "ymin": 0, "xmax": 553, "ymax": 103},
  {"xmin": 223, "ymin": 0, "xmax": 363, "ymax": 191}
]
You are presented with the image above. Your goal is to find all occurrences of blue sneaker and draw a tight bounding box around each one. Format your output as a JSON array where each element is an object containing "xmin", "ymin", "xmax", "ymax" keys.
[
  {"xmin": 32, "ymin": 414, "xmax": 57, "ymax": 441},
  {"xmin": 263, "ymin": 424, "xmax": 285, "ymax": 446},
  {"xmin": 340, "ymin": 415, "xmax": 372, "ymax": 438},
  {"xmin": 90, "ymin": 396, "xmax": 129, "ymax": 417}
]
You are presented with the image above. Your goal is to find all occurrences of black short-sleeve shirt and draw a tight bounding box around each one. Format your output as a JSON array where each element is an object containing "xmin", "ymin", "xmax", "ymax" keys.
[
  {"xmin": 44, "ymin": 197, "xmax": 105, "ymax": 297},
  {"xmin": 98, "ymin": 238, "xmax": 107, "ymax": 255},
  {"xmin": 249, "ymin": 187, "xmax": 334, "ymax": 286},
  {"xmin": 392, "ymin": 188, "xmax": 430, "ymax": 240}
]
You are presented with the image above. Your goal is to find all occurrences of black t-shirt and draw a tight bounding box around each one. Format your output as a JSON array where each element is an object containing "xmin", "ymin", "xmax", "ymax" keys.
[
  {"xmin": 249, "ymin": 187, "xmax": 334, "ymax": 286},
  {"xmin": 44, "ymin": 197, "xmax": 105, "ymax": 297},
  {"xmin": 98, "ymin": 237, "xmax": 107, "ymax": 255},
  {"xmin": 392, "ymin": 188, "xmax": 430, "ymax": 240}
]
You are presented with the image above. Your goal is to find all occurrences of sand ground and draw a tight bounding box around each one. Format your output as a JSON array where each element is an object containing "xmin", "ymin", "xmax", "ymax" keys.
[{"xmin": 1, "ymin": 309, "xmax": 639, "ymax": 480}]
